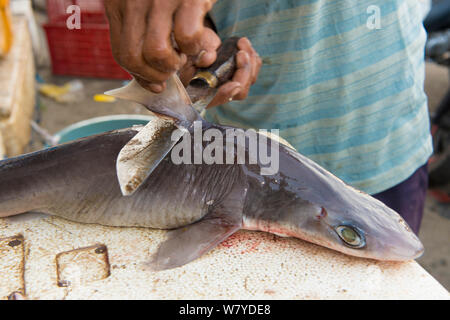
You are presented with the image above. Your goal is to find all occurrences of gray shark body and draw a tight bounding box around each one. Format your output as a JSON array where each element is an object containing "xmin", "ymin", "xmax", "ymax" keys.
[{"xmin": 0, "ymin": 120, "xmax": 424, "ymax": 270}]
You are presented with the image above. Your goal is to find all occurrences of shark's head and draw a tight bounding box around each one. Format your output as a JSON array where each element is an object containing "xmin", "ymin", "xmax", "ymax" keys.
[
  {"xmin": 243, "ymin": 143, "xmax": 424, "ymax": 261},
  {"xmin": 294, "ymin": 192, "xmax": 425, "ymax": 261}
]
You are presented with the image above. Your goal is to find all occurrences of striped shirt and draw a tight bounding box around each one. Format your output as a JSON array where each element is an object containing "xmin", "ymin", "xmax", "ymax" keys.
[{"xmin": 206, "ymin": 0, "xmax": 433, "ymax": 194}]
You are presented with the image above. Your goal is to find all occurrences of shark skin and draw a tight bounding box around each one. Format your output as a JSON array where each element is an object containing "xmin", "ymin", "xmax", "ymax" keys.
[{"xmin": 0, "ymin": 121, "xmax": 424, "ymax": 270}]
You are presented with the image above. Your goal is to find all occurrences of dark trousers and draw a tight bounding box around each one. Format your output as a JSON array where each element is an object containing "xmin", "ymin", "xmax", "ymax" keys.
[
  {"xmin": 372, "ymin": 164, "xmax": 428, "ymax": 235},
  {"xmin": 423, "ymin": 0, "xmax": 450, "ymax": 32}
]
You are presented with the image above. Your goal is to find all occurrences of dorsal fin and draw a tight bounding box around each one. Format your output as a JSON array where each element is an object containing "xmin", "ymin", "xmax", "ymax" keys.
[{"xmin": 105, "ymin": 76, "xmax": 199, "ymax": 124}]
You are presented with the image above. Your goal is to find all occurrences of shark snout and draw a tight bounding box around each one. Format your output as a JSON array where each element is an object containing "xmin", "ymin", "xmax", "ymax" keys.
[{"xmin": 379, "ymin": 230, "xmax": 424, "ymax": 261}]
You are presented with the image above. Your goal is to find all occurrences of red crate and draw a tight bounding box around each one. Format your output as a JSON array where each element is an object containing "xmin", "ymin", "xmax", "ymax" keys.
[{"xmin": 44, "ymin": 0, "xmax": 131, "ymax": 79}]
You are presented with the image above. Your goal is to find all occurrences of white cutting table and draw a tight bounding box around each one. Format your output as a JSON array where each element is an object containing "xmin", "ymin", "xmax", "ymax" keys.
[{"xmin": 0, "ymin": 214, "xmax": 448, "ymax": 300}]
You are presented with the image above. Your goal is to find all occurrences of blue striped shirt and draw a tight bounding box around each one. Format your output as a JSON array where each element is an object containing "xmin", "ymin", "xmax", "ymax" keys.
[{"xmin": 206, "ymin": 0, "xmax": 433, "ymax": 194}]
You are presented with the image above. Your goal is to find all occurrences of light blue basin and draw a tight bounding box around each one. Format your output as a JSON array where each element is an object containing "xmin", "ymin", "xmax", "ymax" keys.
[{"xmin": 54, "ymin": 115, "xmax": 154, "ymax": 144}]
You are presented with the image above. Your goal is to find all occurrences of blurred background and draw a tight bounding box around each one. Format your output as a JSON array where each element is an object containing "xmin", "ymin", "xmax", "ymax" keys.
[{"xmin": 0, "ymin": 0, "xmax": 449, "ymax": 292}]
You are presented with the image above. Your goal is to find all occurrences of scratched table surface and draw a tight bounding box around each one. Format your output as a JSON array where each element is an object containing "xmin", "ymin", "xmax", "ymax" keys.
[{"xmin": 0, "ymin": 214, "xmax": 449, "ymax": 300}]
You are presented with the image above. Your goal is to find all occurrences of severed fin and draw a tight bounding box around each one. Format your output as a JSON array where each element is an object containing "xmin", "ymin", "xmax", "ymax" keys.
[
  {"xmin": 116, "ymin": 117, "xmax": 187, "ymax": 196},
  {"xmin": 148, "ymin": 214, "xmax": 241, "ymax": 271},
  {"xmin": 104, "ymin": 75, "xmax": 199, "ymax": 124}
]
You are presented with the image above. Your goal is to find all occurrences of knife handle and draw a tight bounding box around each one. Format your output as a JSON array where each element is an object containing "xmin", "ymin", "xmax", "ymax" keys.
[{"xmin": 189, "ymin": 37, "xmax": 239, "ymax": 89}]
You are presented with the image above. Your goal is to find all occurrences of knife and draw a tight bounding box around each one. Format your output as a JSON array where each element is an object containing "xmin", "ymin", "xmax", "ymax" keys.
[{"xmin": 105, "ymin": 37, "xmax": 239, "ymax": 196}]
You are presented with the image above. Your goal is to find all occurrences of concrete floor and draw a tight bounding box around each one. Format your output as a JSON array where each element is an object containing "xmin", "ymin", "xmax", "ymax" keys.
[{"xmin": 31, "ymin": 61, "xmax": 450, "ymax": 292}]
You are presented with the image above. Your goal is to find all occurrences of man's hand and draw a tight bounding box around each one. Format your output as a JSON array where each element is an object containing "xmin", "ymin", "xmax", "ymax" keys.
[
  {"xmin": 104, "ymin": 0, "xmax": 221, "ymax": 93},
  {"xmin": 206, "ymin": 37, "xmax": 262, "ymax": 108},
  {"xmin": 178, "ymin": 37, "xmax": 262, "ymax": 108}
]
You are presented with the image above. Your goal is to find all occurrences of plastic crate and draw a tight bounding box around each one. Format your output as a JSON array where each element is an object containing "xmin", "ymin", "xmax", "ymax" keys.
[{"xmin": 44, "ymin": 0, "xmax": 131, "ymax": 79}]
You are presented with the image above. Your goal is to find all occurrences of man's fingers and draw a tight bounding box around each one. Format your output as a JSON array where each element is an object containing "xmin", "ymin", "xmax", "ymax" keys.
[
  {"xmin": 104, "ymin": 0, "xmax": 123, "ymax": 60},
  {"xmin": 178, "ymin": 55, "xmax": 197, "ymax": 86},
  {"xmin": 125, "ymin": 59, "xmax": 173, "ymax": 89},
  {"xmin": 237, "ymin": 37, "xmax": 262, "ymax": 84},
  {"xmin": 230, "ymin": 50, "xmax": 252, "ymax": 100},
  {"xmin": 173, "ymin": 0, "xmax": 214, "ymax": 55},
  {"xmin": 105, "ymin": 0, "xmax": 221, "ymax": 94},
  {"xmin": 143, "ymin": 2, "xmax": 184, "ymax": 73},
  {"xmin": 207, "ymin": 37, "xmax": 262, "ymax": 107},
  {"xmin": 195, "ymin": 27, "xmax": 221, "ymax": 67},
  {"xmin": 207, "ymin": 81, "xmax": 242, "ymax": 108},
  {"xmin": 135, "ymin": 76, "xmax": 166, "ymax": 93},
  {"xmin": 119, "ymin": 1, "xmax": 177, "ymax": 91},
  {"xmin": 252, "ymin": 55, "xmax": 263, "ymax": 84}
]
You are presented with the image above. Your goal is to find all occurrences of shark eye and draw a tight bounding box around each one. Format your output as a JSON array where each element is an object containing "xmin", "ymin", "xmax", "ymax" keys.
[{"xmin": 335, "ymin": 225, "xmax": 365, "ymax": 248}]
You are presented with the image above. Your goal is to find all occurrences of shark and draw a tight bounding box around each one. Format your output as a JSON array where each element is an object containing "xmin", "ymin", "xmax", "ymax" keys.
[{"xmin": 0, "ymin": 39, "xmax": 424, "ymax": 270}]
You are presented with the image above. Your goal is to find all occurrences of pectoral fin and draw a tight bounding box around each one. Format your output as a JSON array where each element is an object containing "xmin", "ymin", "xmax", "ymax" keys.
[
  {"xmin": 3, "ymin": 212, "xmax": 50, "ymax": 224},
  {"xmin": 148, "ymin": 214, "xmax": 241, "ymax": 271},
  {"xmin": 148, "ymin": 172, "xmax": 248, "ymax": 271}
]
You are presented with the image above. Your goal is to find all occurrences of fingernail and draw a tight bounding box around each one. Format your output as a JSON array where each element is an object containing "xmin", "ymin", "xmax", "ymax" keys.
[
  {"xmin": 196, "ymin": 50, "xmax": 207, "ymax": 64},
  {"xmin": 231, "ymin": 87, "xmax": 241, "ymax": 98},
  {"xmin": 179, "ymin": 53, "xmax": 187, "ymax": 67},
  {"xmin": 148, "ymin": 83, "xmax": 163, "ymax": 93}
]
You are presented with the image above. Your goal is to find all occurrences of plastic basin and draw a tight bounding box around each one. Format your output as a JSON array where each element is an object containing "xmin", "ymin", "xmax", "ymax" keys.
[{"xmin": 54, "ymin": 114, "xmax": 154, "ymax": 144}]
